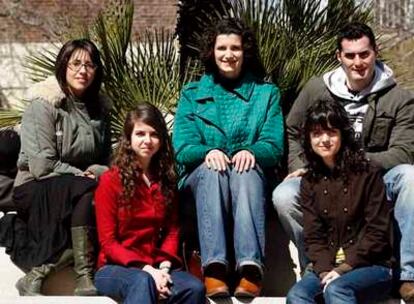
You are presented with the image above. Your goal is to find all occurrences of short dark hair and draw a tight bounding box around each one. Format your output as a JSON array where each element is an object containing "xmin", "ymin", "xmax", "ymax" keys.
[
  {"xmin": 200, "ymin": 17, "xmax": 265, "ymax": 79},
  {"xmin": 337, "ymin": 22, "xmax": 376, "ymax": 51},
  {"xmin": 55, "ymin": 39, "xmax": 104, "ymax": 117}
]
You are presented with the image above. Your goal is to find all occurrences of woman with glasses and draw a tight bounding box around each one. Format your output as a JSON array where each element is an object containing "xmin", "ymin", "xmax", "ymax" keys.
[{"xmin": 3, "ymin": 39, "xmax": 111, "ymax": 296}]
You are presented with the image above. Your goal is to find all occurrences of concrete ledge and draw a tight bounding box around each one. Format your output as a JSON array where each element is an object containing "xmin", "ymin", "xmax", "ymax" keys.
[
  {"xmin": 0, "ymin": 297, "xmax": 405, "ymax": 304},
  {"xmin": 0, "ymin": 297, "xmax": 116, "ymax": 304},
  {"xmin": 207, "ymin": 298, "xmax": 404, "ymax": 304}
]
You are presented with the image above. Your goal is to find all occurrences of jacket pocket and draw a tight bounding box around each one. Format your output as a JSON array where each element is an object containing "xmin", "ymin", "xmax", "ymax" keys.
[{"xmin": 367, "ymin": 116, "xmax": 394, "ymax": 149}]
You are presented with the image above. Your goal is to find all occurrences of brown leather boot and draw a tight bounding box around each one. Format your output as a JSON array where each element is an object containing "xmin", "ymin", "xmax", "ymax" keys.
[
  {"xmin": 204, "ymin": 276, "xmax": 230, "ymax": 298},
  {"xmin": 203, "ymin": 262, "xmax": 229, "ymax": 298},
  {"xmin": 234, "ymin": 265, "xmax": 262, "ymax": 298},
  {"xmin": 400, "ymin": 281, "xmax": 414, "ymax": 303}
]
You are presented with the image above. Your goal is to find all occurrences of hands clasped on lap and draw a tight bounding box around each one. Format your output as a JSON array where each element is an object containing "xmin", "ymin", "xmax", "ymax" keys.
[
  {"xmin": 205, "ymin": 149, "xmax": 255, "ymax": 173},
  {"xmin": 143, "ymin": 265, "xmax": 173, "ymax": 299}
]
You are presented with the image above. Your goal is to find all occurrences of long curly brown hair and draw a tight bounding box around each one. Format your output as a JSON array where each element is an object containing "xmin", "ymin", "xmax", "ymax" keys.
[{"xmin": 113, "ymin": 103, "xmax": 177, "ymax": 205}]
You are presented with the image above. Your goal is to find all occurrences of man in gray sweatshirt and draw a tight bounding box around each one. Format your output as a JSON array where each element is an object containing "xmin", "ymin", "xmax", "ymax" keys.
[{"xmin": 273, "ymin": 22, "xmax": 414, "ymax": 301}]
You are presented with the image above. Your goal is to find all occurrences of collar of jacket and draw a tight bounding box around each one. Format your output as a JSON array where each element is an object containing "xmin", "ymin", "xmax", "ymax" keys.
[
  {"xmin": 25, "ymin": 76, "xmax": 111, "ymax": 111},
  {"xmin": 194, "ymin": 72, "xmax": 257, "ymax": 102}
]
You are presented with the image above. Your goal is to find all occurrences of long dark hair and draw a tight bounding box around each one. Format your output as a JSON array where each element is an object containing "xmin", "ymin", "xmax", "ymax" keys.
[
  {"xmin": 55, "ymin": 38, "xmax": 104, "ymax": 118},
  {"xmin": 200, "ymin": 17, "xmax": 265, "ymax": 79},
  {"xmin": 113, "ymin": 102, "xmax": 177, "ymax": 205},
  {"xmin": 302, "ymin": 100, "xmax": 368, "ymax": 182}
]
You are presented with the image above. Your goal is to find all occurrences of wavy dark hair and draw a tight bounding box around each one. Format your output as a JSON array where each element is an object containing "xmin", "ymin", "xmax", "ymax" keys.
[
  {"xmin": 55, "ymin": 38, "xmax": 104, "ymax": 118},
  {"xmin": 302, "ymin": 100, "xmax": 369, "ymax": 182},
  {"xmin": 200, "ymin": 17, "xmax": 265, "ymax": 79},
  {"xmin": 113, "ymin": 102, "xmax": 177, "ymax": 205}
]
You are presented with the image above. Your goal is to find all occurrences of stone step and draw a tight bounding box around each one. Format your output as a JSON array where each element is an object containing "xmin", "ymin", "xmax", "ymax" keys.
[
  {"xmin": 0, "ymin": 297, "xmax": 405, "ymax": 304},
  {"xmin": 0, "ymin": 298, "xmax": 116, "ymax": 304}
]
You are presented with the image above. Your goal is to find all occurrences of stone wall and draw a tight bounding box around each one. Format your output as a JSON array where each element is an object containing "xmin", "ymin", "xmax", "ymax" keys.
[{"xmin": 0, "ymin": 0, "xmax": 177, "ymax": 108}]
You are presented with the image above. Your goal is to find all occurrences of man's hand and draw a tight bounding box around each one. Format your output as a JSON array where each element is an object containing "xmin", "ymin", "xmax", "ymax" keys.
[{"xmin": 284, "ymin": 168, "xmax": 307, "ymax": 180}]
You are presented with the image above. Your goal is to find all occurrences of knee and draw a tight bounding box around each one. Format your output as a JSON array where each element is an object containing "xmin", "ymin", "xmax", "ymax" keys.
[
  {"xmin": 232, "ymin": 169, "xmax": 265, "ymax": 195},
  {"xmin": 286, "ymin": 285, "xmax": 309, "ymax": 303},
  {"xmin": 324, "ymin": 281, "xmax": 352, "ymax": 302},
  {"xmin": 130, "ymin": 271, "xmax": 155, "ymax": 288},
  {"xmin": 272, "ymin": 180, "xmax": 299, "ymax": 214},
  {"xmin": 386, "ymin": 164, "xmax": 414, "ymax": 186},
  {"xmin": 286, "ymin": 288, "xmax": 301, "ymax": 303},
  {"xmin": 186, "ymin": 278, "xmax": 205, "ymax": 298}
]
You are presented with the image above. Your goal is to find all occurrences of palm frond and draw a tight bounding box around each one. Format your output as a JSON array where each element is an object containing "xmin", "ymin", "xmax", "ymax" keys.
[
  {"xmin": 0, "ymin": 103, "xmax": 26, "ymax": 128},
  {"xmin": 177, "ymin": 0, "xmax": 372, "ymax": 113}
]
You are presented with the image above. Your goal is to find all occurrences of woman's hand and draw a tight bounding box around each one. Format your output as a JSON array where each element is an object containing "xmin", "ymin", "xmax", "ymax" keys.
[
  {"xmin": 232, "ymin": 150, "xmax": 255, "ymax": 173},
  {"xmin": 321, "ymin": 270, "xmax": 340, "ymax": 292},
  {"xmin": 143, "ymin": 265, "xmax": 172, "ymax": 298},
  {"xmin": 205, "ymin": 149, "xmax": 230, "ymax": 172},
  {"xmin": 76, "ymin": 170, "xmax": 96, "ymax": 179}
]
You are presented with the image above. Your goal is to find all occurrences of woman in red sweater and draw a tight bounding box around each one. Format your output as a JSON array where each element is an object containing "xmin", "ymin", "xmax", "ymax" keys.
[{"xmin": 94, "ymin": 103, "xmax": 205, "ymax": 304}]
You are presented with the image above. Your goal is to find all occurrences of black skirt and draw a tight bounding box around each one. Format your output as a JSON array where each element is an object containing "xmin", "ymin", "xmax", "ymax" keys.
[{"xmin": 0, "ymin": 175, "xmax": 97, "ymax": 271}]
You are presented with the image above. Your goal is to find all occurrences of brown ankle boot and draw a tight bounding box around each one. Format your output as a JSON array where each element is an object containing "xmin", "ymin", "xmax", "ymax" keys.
[
  {"xmin": 203, "ymin": 262, "xmax": 229, "ymax": 298},
  {"xmin": 235, "ymin": 265, "xmax": 263, "ymax": 298},
  {"xmin": 400, "ymin": 281, "xmax": 414, "ymax": 302},
  {"xmin": 204, "ymin": 276, "xmax": 230, "ymax": 298}
]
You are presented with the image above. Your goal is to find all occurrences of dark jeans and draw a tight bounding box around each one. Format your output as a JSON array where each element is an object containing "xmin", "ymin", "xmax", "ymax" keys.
[
  {"xmin": 95, "ymin": 265, "xmax": 205, "ymax": 304},
  {"xmin": 287, "ymin": 265, "xmax": 392, "ymax": 304}
]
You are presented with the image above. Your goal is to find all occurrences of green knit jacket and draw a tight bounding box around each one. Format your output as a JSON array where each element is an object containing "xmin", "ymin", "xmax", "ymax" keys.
[{"xmin": 172, "ymin": 72, "xmax": 284, "ymax": 182}]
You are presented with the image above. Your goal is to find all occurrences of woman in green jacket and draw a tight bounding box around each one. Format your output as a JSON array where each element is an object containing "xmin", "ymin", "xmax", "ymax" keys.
[
  {"xmin": 1, "ymin": 39, "xmax": 111, "ymax": 296},
  {"xmin": 173, "ymin": 18, "xmax": 284, "ymax": 298}
]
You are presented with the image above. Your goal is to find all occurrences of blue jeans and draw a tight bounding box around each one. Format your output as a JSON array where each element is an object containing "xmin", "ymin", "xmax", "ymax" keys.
[
  {"xmin": 184, "ymin": 163, "xmax": 266, "ymax": 273},
  {"xmin": 94, "ymin": 265, "xmax": 205, "ymax": 304},
  {"xmin": 272, "ymin": 164, "xmax": 414, "ymax": 280},
  {"xmin": 287, "ymin": 265, "xmax": 392, "ymax": 304}
]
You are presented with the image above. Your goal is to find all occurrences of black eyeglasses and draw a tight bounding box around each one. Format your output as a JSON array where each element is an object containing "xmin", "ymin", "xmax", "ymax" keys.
[{"xmin": 68, "ymin": 60, "xmax": 97, "ymax": 72}]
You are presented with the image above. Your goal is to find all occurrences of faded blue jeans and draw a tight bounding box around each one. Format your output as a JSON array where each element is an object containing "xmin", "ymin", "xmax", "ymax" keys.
[
  {"xmin": 184, "ymin": 163, "xmax": 266, "ymax": 273},
  {"xmin": 272, "ymin": 164, "xmax": 414, "ymax": 280},
  {"xmin": 287, "ymin": 265, "xmax": 392, "ymax": 304},
  {"xmin": 95, "ymin": 265, "xmax": 205, "ymax": 304}
]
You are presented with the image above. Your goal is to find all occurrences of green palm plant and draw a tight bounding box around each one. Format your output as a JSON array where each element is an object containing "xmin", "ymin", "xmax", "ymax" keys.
[
  {"xmin": 177, "ymin": 0, "xmax": 372, "ymax": 113},
  {"xmin": 0, "ymin": 0, "xmax": 201, "ymax": 138}
]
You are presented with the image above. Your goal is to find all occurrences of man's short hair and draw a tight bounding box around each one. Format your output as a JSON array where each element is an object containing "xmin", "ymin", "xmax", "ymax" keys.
[{"xmin": 337, "ymin": 22, "xmax": 376, "ymax": 51}]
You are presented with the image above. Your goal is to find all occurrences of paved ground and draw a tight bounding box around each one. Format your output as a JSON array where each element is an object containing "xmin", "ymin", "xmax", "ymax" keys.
[{"xmin": 0, "ymin": 248, "xmax": 23, "ymax": 296}]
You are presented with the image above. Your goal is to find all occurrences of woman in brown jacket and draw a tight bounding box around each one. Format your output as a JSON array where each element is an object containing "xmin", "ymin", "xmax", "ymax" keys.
[{"xmin": 287, "ymin": 100, "xmax": 393, "ymax": 304}]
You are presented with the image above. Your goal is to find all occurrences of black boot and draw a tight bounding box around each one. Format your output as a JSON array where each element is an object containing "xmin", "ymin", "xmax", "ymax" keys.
[{"xmin": 71, "ymin": 226, "xmax": 97, "ymax": 296}]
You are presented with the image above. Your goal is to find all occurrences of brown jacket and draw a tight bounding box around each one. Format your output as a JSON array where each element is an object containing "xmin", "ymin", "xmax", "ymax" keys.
[{"xmin": 300, "ymin": 164, "xmax": 393, "ymax": 275}]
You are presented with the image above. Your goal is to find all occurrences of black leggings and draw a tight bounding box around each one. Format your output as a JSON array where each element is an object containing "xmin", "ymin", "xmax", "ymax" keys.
[{"xmin": 71, "ymin": 191, "xmax": 95, "ymax": 227}]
